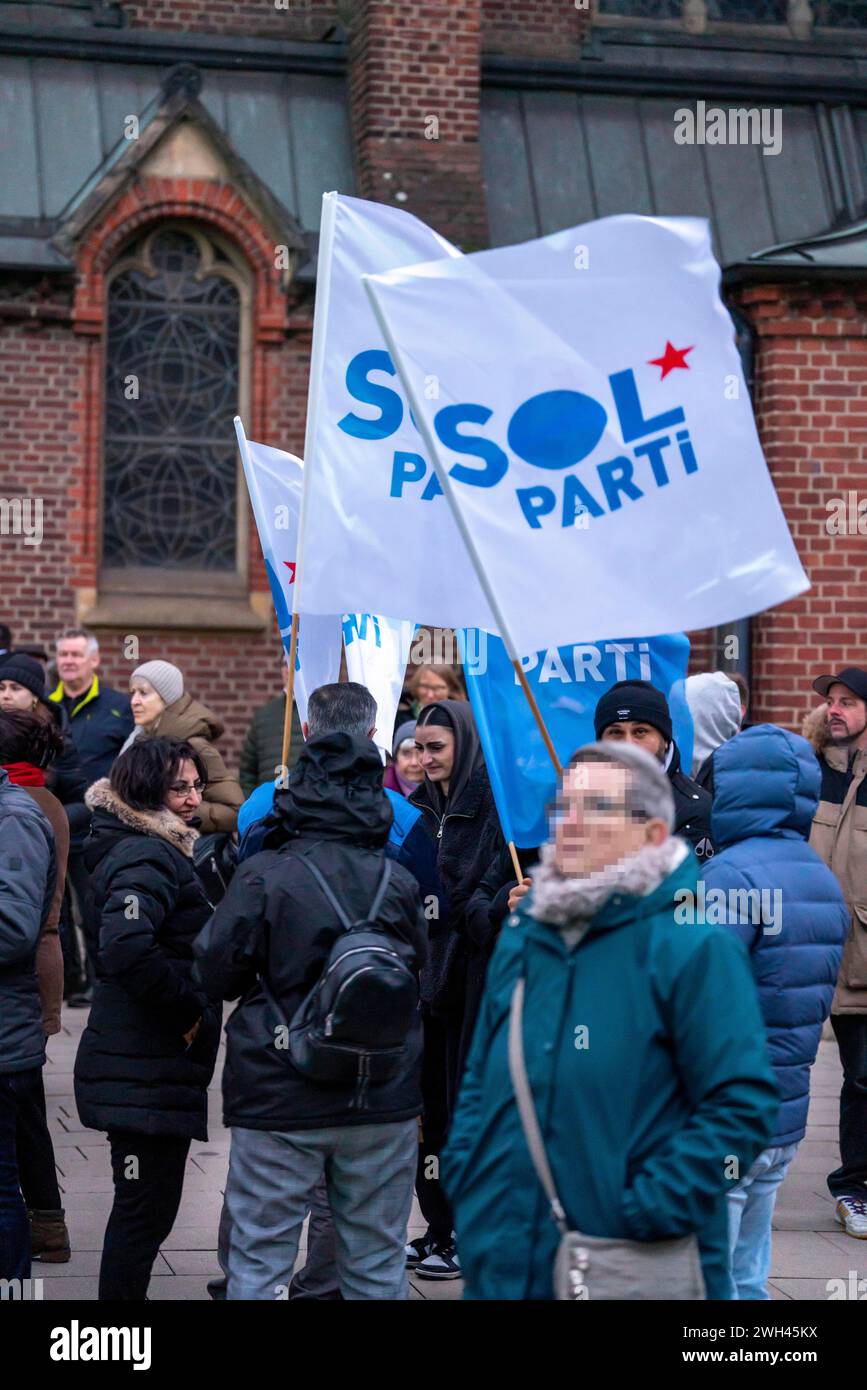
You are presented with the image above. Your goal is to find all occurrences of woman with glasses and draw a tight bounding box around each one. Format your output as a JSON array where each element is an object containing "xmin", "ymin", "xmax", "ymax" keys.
[{"xmin": 74, "ymin": 736, "xmax": 222, "ymax": 1300}]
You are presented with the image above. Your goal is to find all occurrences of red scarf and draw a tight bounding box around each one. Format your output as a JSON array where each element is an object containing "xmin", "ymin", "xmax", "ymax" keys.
[{"xmin": 3, "ymin": 762, "xmax": 46, "ymax": 787}]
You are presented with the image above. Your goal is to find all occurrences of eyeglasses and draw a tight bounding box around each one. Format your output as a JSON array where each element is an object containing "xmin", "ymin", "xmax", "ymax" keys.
[
  {"xmin": 168, "ymin": 780, "xmax": 204, "ymax": 796},
  {"xmin": 418, "ymin": 682, "xmax": 449, "ymax": 696}
]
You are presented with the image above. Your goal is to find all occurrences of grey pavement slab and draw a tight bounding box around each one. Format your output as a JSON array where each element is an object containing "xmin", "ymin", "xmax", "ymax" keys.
[{"xmin": 35, "ymin": 1013, "xmax": 851, "ymax": 1302}]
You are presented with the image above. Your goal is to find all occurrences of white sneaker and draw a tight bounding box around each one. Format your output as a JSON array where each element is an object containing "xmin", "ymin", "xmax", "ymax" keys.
[
  {"xmin": 414, "ymin": 1243, "xmax": 461, "ymax": 1280},
  {"xmin": 836, "ymin": 1197, "xmax": 867, "ymax": 1238}
]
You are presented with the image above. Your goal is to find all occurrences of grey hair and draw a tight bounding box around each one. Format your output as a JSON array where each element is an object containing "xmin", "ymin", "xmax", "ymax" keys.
[
  {"xmin": 55, "ymin": 626, "xmax": 99, "ymax": 656},
  {"xmin": 568, "ymin": 741, "xmax": 675, "ymax": 830},
  {"xmin": 306, "ymin": 681, "xmax": 377, "ymax": 740}
]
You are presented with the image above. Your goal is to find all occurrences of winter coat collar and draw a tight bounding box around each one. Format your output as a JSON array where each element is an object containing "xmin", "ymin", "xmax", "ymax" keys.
[
  {"xmin": 410, "ymin": 760, "xmax": 489, "ymax": 824},
  {"xmin": 531, "ymin": 837, "xmax": 689, "ymax": 933},
  {"xmin": 822, "ymin": 742, "xmax": 867, "ymax": 777},
  {"xmin": 85, "ymin": 778, "xmax": 199, "ymax": 857},
  {"xmin": 49, "ymin": 674, "xmax": 100, "ymax": 718},
  {"xmin": 519, "ymin": 841, "xmax": 696, "ymax": 954},
  {"xmin": 150, "ymin": 692, "xmax": 225, "ymax": 744}
]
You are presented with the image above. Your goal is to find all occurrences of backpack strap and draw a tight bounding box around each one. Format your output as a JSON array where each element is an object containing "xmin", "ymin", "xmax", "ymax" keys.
[{"xmin": 297, "ymin": 854, "xmax": 392, "ymax": 930}]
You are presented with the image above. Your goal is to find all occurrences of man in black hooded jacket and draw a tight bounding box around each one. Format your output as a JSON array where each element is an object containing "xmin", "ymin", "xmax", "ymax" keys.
[{"xmin": 194, "ymin": 729, "xmax": 427, "ymax": 1301}]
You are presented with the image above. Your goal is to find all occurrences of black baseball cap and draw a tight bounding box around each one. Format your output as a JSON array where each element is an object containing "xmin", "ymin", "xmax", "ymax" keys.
[{"xmin": 812, "ymin": 667, "xmax": 867, "ymax": 702}]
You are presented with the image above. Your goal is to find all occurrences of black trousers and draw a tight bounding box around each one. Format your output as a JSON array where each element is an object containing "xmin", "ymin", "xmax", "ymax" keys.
[
  {"xmin": 828, "ymin": 1014, "xmax": 867, "ymax": 1199},
  {"xmin": 15, "ymin": 1065, "xmax": 62, "ymax": 1211},
  {"xmin": 99, "ymin": 1131, "xmax": 191, "ymax": 1300},
  {"xmin": 65, "ymin": 851, "xmax": 95, "ymax": 983},
  {"xmin": 416, "ymin": 1011, "xmax": 464, "ymax": 1247}
]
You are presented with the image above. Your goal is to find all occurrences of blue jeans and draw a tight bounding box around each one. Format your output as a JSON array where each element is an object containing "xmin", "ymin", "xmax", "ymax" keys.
[
  {"xmin": 727, "ymin": 1141, "xmax": 799, "ymax": 1300},
  {"xmin": 0, "ymin": 1070, "xmax": 38, "ymax": 1281},
  {"xmin": 225, "ymin": 1120, "xmax": 418, "ymax": 1301}
]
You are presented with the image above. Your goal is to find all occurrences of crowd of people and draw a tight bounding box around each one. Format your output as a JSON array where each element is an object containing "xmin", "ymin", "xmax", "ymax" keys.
[{"xmin": 1, "ymin": 623, "xmax": 865, "ymax": 1302}]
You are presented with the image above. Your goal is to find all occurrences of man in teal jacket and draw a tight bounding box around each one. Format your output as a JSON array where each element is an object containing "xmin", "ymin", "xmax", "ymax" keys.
[{"xmin": 442, "ymin": 742, "xmax": 778, "ymax": 1300}]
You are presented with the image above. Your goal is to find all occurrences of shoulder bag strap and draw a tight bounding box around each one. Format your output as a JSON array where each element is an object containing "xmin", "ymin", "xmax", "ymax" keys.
[
  {"xmin": 508, "ymin": 976, "xmax": 569, "ymax": 1237},
  {"xmin": 297, "ymin": 853, "xmax": 392, "ymax": 930}
]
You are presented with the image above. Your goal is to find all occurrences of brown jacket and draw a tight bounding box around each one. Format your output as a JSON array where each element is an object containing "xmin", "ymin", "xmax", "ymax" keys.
[
  {"xmin": 147, "ymin": 693, "xmax": 243, "ymax": 835},
  {"xmin": 804, "ymin": 706, "xmax": 867, "ymax": 1014},
  {"xmin": 21, "ymin": 782, "xmax": 68, "ymax": 1035}
]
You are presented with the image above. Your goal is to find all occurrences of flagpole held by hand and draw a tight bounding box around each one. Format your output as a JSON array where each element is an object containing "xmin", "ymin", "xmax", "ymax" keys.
[
  {"xmin": 511, "ymin": 660, "xmax": 563, "ymax": 776},
  {"xmin": 507, "ymin": 841, "xmax": 523, "ymax": 881},
  {"xmin": 282, "ymin": 612, "xmax": 299, "ymax": 773}
]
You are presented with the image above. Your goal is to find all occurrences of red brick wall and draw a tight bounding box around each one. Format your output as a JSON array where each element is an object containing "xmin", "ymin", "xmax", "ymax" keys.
[
  {"xmin": 0, "ymin": 314, "xmax": 85, "ymax": 639},
  {"xmin": 0, "ymin": 308, "xmax": 290, "ymax": 770},
  {"xmin": 727, "ymin": 281, "xmax": 867, "ymax": 733},
  {"xmin": 121, "ymin": 0, "xmax": 341, "ymax": 39},
  {"xmin": 349, "ymin": 0, "xmax": 488, "ymax": 248},
  {"xmin": 481, "ymin": 0, "xmax": 594, "ymax": 57}
]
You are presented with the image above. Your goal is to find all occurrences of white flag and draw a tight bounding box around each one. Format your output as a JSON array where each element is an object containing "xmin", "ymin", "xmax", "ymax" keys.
[
  {"xmin": 294, "ymin": 193, "xmax": 496, "ymax": 630},
  {"xmin": 343, "ymin": 614, "xmax": 417, "ymax": 763},
  {"xmin": 365, "ymin": 215, "xmax": 809, "ymax": 656},
  {"xmin": 236, "ymin": 421, "xmax": 341, "ymax": 723}
]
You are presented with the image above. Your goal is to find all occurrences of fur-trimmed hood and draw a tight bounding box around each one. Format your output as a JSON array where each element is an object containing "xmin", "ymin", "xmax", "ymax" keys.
[
  {"xmin": 85, "ymin": 778, "xmax": 199, "ymax": 857},
  {"xmin": 802, "ymin": 704, "xmax": 832, "ymax": 755}
]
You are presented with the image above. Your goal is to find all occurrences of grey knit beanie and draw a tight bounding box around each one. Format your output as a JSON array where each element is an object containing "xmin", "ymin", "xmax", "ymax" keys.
[{"xmin": 131, "ymin": 660, "xmax": 184, "ymax": 709}]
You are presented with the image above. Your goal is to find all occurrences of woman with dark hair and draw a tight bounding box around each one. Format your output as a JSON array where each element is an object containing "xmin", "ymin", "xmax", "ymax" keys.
[
  {"xmin": 73, "ymin": 736, "xmax": 222, "ymax": 1301},
  {"xmin": 0, "ymin": 708, "xmax": 70, "ymax": 1263},
  {"xmin": 407, "ymin": 699, "xmax": 505, "ymax": 1280}
]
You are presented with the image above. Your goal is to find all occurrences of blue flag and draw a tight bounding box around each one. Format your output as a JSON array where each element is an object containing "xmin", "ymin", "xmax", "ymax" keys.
[{"xmin": 459, "ymin": 632, "xmax": 693, "ymax": 849}]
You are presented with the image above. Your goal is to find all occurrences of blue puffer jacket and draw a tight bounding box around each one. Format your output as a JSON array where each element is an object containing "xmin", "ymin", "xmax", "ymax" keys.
[{"xmin": 703, "ymin": 724, "xmax": 849, "ymax": 1147}]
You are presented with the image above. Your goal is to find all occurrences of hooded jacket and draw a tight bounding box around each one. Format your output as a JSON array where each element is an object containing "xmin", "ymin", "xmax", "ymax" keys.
[
  {"xmin": 411, "ymin": 700, "xmax": 505, "ymax": 1013},
  {"xmin": 702, "ymin": 725, "xmax": 848, "ymax": 1146},
  {"xmin": 666, "ymin": 741, "xmax": 715, "ymax": 860},
  {"xmin": 49, "ymin": 676, "xmax": 134, "ymax": 783},
  {"xmin": 803, "ymin": 705, "xmax": 867, "ymax": 1014},
  {"xmin": 0, "ymin": 768, "xmax": 55, "ymax": 1073},
  {"xmin": 145, "ymin": 692, "xmax": 243, "ymax": 834},
  {"xmin": 685, "ymin": 672, "xmax": 742, "ymax": 781},
  {"xmin": 441, "ymin": 846, "xmax": 778, "ymax": 1300},
  {"xmin": 193, "ymin": 733, "xmax": 427, "ymax": 1131},
  {"xmin": 73, "ymin": 779, "xmax": 221, "ymax": 1140}
]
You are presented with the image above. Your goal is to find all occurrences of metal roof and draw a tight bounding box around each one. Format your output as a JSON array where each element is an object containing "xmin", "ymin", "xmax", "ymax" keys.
[
  {"xmin": 480, "ymin": 87, "xmax": 867, "ymax": 267},
  {"xmin": 0, "ymin": 54, "xmax": 355, "ymax": 241}
]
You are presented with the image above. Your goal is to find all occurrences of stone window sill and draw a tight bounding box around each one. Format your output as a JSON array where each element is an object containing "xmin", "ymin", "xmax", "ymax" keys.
[{"xmin": 78, "ymin": 590, "xmax": 270, "ymax": 633}]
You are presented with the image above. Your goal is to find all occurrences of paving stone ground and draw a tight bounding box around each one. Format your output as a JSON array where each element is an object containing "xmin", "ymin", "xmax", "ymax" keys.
[{"xmin": 36, "ymin": 1010, "xmax": 864, "ymax": 1302}]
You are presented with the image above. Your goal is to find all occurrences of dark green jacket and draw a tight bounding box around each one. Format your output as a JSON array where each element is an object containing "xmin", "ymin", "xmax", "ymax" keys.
[
  {"xmin": 441, "ymin": 848, "xmax": 778, "ymax": 1300},
  {"xmin": 239, "ymin": 694, "xmax": 303, "ymax": 798}
]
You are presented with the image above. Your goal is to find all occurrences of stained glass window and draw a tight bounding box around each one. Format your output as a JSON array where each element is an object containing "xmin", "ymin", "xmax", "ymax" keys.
[{"xmin": 102, "ymin": 226, "xmax": 245, "ymax": 573}]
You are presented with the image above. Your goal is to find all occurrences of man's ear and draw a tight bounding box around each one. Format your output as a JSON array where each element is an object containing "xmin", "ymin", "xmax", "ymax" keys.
[
  {"xmin": 301, "ymin": 721, "xmax": 309, "ymax": 741},
  {"xmin": 368, "ymin": 725, "xmax": 377, "ymax": 739}
]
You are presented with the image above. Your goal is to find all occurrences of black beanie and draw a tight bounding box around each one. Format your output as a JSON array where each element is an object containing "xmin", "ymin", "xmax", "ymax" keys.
[
  {"xmin": 593, "ymin": 680, "xmax": 673, "ymax": 744},
  {"xmin": 0, "ymin": 652, "xmax": 50, "ymax": 706}
]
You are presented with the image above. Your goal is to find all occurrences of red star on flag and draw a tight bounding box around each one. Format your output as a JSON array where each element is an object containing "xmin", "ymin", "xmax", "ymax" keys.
[
  {"xmin": 649, "ymin": 341, "xmax": 694, "ymax": 380},
  {"xmin": 284, "ymin": 561, "xmax": 296, "ymax": 583}
]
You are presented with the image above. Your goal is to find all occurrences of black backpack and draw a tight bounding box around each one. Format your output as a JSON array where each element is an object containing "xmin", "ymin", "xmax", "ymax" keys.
[
  {"xmin": 260, "ymin": 854, "xmax": 420, "ymax": 1102},
  {"xmin": 192, "ymin": 831, "xmax": 238, "ymax": 908}
]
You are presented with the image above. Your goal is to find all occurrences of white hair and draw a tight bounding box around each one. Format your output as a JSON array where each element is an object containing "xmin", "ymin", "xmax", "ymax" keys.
[{"xmin": 55, "ymin": 627, "xmax": 99, "ymax": 657}]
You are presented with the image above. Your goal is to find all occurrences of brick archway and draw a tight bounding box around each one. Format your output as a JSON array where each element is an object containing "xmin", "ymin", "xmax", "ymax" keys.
[{"xmin": 68, "ymin": 177, "xmax": 289, "ymax": 591}]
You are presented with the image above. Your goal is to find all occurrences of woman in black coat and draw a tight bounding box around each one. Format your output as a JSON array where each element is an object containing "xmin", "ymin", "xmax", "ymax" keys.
[
  {"xmin": 73, "ymin": 737, "xmax": 222, "ymax": 1301},
  {"xmin": 408, "ymin": 700, "xmax": 505, "ymax": 1279}
]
